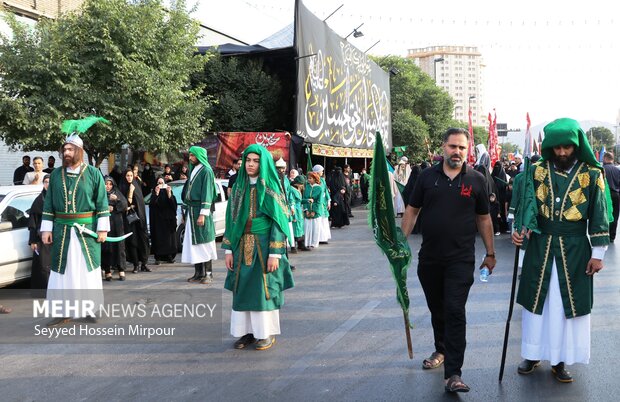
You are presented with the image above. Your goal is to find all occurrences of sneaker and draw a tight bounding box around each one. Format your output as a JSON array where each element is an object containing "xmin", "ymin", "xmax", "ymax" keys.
[
  {"xmin": 255, "ymin": 336, "xmax": 276, "ymax": 350},
  {"xmin": 495, "ymin": 232, "xmax": 501, "ymax": 236}
]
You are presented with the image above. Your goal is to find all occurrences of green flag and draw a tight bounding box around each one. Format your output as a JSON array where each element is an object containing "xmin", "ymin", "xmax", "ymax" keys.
[
  {"xmin": 368, "ymin": 132, "xmax": 412, "ymax": 324},
  {"xmin": 306, "ymin": 145, "xmax": 313, "ymax": 175}
]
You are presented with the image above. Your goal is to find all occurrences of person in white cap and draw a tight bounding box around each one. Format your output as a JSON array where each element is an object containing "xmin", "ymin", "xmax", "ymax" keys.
[
  {"xmin": 275, "ymin": 157, "xmax": 297, "ymax": 255},
  {"xmin": 41, "ymin": 116, "xmax": 110, "ymax": 327},
  {"xmin": 311, "ymin": 164, "xmax": 331, "ymax": 244}
]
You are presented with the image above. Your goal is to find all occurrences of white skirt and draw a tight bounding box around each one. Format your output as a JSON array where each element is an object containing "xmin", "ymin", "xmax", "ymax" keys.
[
  {"xmin": 318, "ymin": 216, "xmax": 331, "ymax": 242},
  {"xmin": 521, "ymin": 258, "xmax": 590, "ymax": 365},
  {"xmin": 393, "ymin": 192, "xmax": 405, "ymax": 214},
  {"xmin": 287, "ymin": 222, "xmax": 295, "ymax": 247},
  {"xmin": 304, "ymin": 218, "xmax": 320, "ymax": 248},
  {"xmin": 230, "ymin": 310, "xmax": 280, "ymax": 340},
  {"xmin": 47, "ymin": 229, "xmax": 103, "ymax": 318},
  {"xmin": 181, "ymin": 218, "xmax": 218, "ymax": 264}
]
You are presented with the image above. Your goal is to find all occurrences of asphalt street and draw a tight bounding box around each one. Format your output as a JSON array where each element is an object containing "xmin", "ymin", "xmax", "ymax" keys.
[{"xmin": 0, "ymin": 206, "xmax": 618, "ymax": 401}]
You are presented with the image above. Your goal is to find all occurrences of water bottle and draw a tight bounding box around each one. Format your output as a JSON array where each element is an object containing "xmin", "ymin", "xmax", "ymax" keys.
[{"xmin": 479, "ymin": 267, "xmax": 490, "ymax": 282}]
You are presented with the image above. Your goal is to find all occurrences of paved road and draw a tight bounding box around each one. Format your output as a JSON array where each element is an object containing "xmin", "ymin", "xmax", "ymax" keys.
[{"xmin": 0, "ymin": 206, "xmax": 618, "ymax": 401}]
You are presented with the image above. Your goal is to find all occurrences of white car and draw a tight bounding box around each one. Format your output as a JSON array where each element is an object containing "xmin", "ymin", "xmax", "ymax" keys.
[
  {"xmin": 0, "ymin": 185, "xmax": 43, "ymax": 287},
  {"xmin": 144, "ymin": 179, "xmax": 228, "ymax": 251}
]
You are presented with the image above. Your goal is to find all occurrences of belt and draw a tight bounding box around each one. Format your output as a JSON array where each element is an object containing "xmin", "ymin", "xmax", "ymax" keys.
[
  {"xmin": 538, "ymin": 219, "xmax": 586, "ymax": 237},
  {"xmin": 55, "ymin": 212, "xmax": 95, "ymax": 226}
]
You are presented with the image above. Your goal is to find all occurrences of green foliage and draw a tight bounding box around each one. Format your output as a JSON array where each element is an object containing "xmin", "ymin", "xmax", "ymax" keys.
[
  {"xmin": 0, "ymin": 0, "xmax": 209, "ymax": 166},
  {"xmin": 500, "ymin": 142, "xmax": 520, "ymax": 155},
  {"xmin": 371, "ymin": 55, "xmax": 455, "ymax": 160},
  {"xmin": 196, "ymin": 51, "xmax": 283, "ymax": 132},
  {"xmin": 587, "ymin": 126, "xmax": 615, "ymax": 152}
]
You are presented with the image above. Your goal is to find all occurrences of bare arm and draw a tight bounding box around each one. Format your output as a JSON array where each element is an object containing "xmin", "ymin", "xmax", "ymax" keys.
[
  {"xmin": 401, "ymin": 205, "xmax": 421, "ymax": 236},
  {"xmin": 476, "ymin": 213, "xmax": 497, "ymax": 271}
]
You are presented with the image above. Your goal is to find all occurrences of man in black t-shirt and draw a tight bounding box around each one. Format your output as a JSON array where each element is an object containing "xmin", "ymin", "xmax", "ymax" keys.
[{"xmin": 401, "ymin": 127, "xmax": 496, "ymax": 394}]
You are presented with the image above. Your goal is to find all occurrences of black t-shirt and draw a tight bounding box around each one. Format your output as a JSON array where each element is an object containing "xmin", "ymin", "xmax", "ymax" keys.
[{"xmin": 409, "ymin": 163, "xmax": 489, "ymax": 263}]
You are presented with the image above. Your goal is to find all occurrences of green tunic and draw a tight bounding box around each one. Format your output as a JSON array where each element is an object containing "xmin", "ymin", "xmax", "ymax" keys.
[
  {"xmin": 516, "ymin": 160, "xmax": 610, "ymax": 318},
  {"xmin": 223, "ymin": 184, "xmax": 294, "ymax": 311},
  {"xmin": 288, "ymin": 186, "xmax": 304, "ymax": 237},
  {"xmin": 318, "ymin": 178, "xmax": 331, "ymax": 217},
  {"xmin": 303, "ymin": 184, "xmax": 323, "ymax": 219},
  {"xmin": 42, "ymin": 163, "xmax": 110, "ymax": 274},
  {"xmin": 181, "ymin": 164, "xmax": 216, "ymax": 244}
]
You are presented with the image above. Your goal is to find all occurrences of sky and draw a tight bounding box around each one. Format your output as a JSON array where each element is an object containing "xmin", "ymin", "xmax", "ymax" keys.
[{"xmin": 194, "ymin": 0, "xmax": 620, "ymax": 132}]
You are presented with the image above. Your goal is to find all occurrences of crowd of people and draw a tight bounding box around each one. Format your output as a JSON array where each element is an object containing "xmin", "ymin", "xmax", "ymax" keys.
[{"xmin": 6, "ymin": 117, "xmax": 619, "ymax": 396}]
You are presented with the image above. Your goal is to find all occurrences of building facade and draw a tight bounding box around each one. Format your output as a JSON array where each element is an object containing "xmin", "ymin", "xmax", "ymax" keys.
[
  {"xmin": 1, "ymin": 0, "xmax": 84, "ymax": 19},
  {"xmin": 407, "ymin": 45, "xmax": 485, "ymax": 127}
]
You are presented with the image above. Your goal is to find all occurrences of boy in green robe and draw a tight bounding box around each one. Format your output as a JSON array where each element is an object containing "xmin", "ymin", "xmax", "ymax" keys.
[{"xmin": 223, "ymin": 144, "xmax": 294, "ymax": 351}]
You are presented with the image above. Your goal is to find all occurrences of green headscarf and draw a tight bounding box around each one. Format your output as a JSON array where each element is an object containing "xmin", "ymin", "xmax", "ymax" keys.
[
  {"xmin": 540, "ymin": 118, "xmax": 600, "ymax": 168},
  {"xmin": 188, "ymin": 145, "xmax": 218, "ymax": 196},
  {"xmin": 226, "ymin": 144, "xmax": 291, "ymax": 250}
]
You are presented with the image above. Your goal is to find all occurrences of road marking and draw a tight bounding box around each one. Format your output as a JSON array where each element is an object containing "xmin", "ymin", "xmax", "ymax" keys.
[{"xmin": 268, "ymin": 299, "xmax": 381, "ymax": 391}]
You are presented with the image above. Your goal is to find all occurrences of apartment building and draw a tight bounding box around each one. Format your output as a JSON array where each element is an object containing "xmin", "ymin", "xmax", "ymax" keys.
[
  {"xmin": 407, "ymin": 45, "xmax": 485, "ymax": 127},
  {"xmin": 1, "ymin": 0, "xmax": 84, "ymax": 19}
]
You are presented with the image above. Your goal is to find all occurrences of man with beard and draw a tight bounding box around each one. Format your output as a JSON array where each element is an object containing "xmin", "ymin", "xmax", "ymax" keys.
[
  {"xmin": 181, "ymin": 146, "xmax": 218, "ymax": 284},
  {"xmin": 512, "ymin": 118, "xmax": 609, "ymax": 383},
  {"xmin": 13, "ymin": 155, "xmax": 33, "ymax": 185},
  {"xmin": 41, "ymin": 116, "xmax": 110, "ymax": 326},
  {"xmin": 401, "ymin": 127, "xmax": 496, "ymax": 393},
  {"xmin": 43, "ymin": 156, "xmax": 56, "ymax": 174}
]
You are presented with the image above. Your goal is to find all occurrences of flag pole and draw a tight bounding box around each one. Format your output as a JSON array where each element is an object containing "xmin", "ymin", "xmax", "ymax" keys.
[
  {"xmin": 499, "ymin": 244, "xmax": 520, "ymax": 381},
  {"xmin": 404, "ymin": 312, "xmax": 413, "ymax": 359}
]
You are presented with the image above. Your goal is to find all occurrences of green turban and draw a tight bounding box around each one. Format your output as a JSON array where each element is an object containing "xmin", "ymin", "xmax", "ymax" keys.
[
  {"xmin": 225, "ymin": 144, "xmax": 291, "ymax": 250},
  {"xmin": 540, "ymin": 118, "xmax": 600, "ymax": 168}
]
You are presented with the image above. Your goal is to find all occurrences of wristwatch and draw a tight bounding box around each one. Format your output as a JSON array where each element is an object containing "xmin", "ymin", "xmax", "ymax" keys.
[{"xmin": 485, "ymin": 253, "xmax": 496, "ymax": 258}]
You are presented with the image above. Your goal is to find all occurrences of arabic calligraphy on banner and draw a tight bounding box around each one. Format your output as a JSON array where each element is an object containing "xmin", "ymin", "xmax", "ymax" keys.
[
  {"xmin": 311, "ymin": 144, "xmax": 374, "ymax": 158},
  {"xmin": 295, "ymin": 1, "xmax": 392, "ymax": 151}
]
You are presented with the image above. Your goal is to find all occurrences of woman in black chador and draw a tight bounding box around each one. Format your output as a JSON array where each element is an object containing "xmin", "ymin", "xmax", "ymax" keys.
[
  {"xmin": 149, "ymin": 176, "xmax": 178, "ymax": 264},
  {"xmin": 103, "ymin": 176, "xmax": 128, "ymax": 281},
  {"xmin": 28, "ymin": 174, "xmax": 51, "ymax": 290},
  {"xmin": 119, "ymin": 168, "xmax": 151, "ymax": 273},
  {"xmin": 329, "ymin": 167, "xmax": 349, "ymax": 228}
]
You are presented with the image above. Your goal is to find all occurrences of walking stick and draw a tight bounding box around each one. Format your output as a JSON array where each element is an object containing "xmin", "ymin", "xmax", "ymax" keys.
[
  {"xmin": 404, "ymin": 311, "xmax": 413, "ymax": 359},
  {"xmin": 498, "ymin": 245, "xmax": 520, "ymax": 382}
]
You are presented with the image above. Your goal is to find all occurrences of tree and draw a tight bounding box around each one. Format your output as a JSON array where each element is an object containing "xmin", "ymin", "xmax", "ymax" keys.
[
  {"xmin": 0, "ymin": 0, "xmax": 209, "ymax": 166},
  {"xmin": 372, "ymin": 55, "xmax": 455, "ymax": 159},
  {"xmin": 586, "ymin": 126, "xmax": 615, "ymax": 153},
  {"xmin": 196, "ymin": 52, "xmax": 284, "ymax": 132}
]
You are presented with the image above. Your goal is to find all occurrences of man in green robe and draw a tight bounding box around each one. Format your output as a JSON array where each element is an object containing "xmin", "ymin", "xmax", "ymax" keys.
[
  {"xmin": 181, "ymin": 146, "xmax": 218, "ymax": 284},
  {"xmin": 41, "ymin": 117, "xmax": 110, "ymax": 326},
  {"xmin": 512, "ymin": 118, "xmax": 609, "ymax": 383},
  {"xmin": 223, "ymin": 144, "xmax": 294, "ymax": 351}
]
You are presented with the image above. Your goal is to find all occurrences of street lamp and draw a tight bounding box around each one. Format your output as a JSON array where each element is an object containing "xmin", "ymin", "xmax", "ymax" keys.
[
  {"xmin": 454, "ymin": 105, "xmax": 463, "ymax": 120},
  {"xmin": 433, "ymin": 57, "xmax": 444, "ymax": 82}
]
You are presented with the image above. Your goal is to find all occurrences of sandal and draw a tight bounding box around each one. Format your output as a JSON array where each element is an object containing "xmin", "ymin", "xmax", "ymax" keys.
[
  {"xmin": 444, "ymin": 375, "xmax": 470, "ymax": 393},
  {"xmin": 422, "ymin": 352, "xmax": 444, "ymax": 369},
  {"xmin": 0, "ymin": 305, "xmax": 12, "ymax": 314}
]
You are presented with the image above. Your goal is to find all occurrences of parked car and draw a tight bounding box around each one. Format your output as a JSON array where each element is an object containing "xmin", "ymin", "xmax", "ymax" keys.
[
  {"xmin": 0, "ymin": 185, "xmax": 43, "ymax": 287},
  {"xmin": 144, "ymin": 179, "xmax": 228, "ymax": 252}
]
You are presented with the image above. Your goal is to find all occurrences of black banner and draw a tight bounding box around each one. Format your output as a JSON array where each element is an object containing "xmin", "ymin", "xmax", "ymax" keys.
[{"xmin": 295, "ymin": 1, "xmax": 391, "ymax": 150}]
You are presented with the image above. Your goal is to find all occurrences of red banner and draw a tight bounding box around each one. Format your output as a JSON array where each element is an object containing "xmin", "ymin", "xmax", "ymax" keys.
[{"xmin": 215, "ymin": 132, "xmax": 290, "ymax": 176}]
